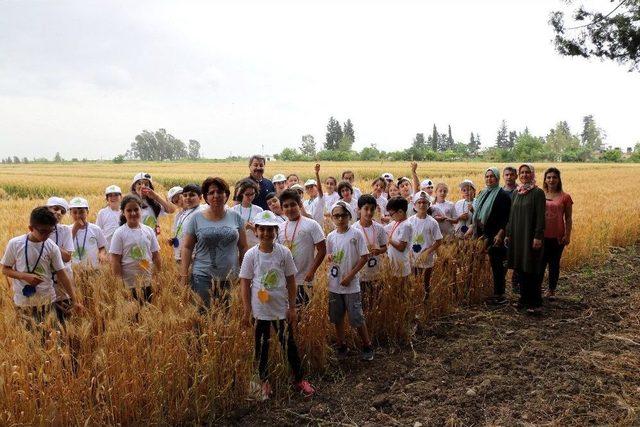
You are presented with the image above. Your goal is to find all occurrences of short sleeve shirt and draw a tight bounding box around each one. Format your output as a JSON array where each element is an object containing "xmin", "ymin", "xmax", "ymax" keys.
[
  {"xmin": 231, "ymin": 204, "xmax": 264, "ymax": 247},
  {"xmin": 544, "ymin": 192, "xmax": 573, "ymax": 239},
  {"xmin": 278, "ymin": 216, "xmax": 325, "ymax": 286},
  {"xmin": 352, "ymin": 221, "xmax": 388, "ymax": 281},
  {"xmin": 384, "ymin": 220, "xmax": 413, "ymax": 277},
  {"xmin": 96, "ymin": 207, "xmax": 121, "ymax": 248},
  {"xmin": 326, "ymin": 227, "xmax": 369, "ymax": 294},
  {"xmin": 109, "ymin": 224, "xmax": 159, "ymax": 288},
  {"xmin": 71, "ymin": 223, "xmax": 107, "ymax": 268},
  {"xmin": 408, "ymin": 215, "xmax": 443, "ymax": 269}
]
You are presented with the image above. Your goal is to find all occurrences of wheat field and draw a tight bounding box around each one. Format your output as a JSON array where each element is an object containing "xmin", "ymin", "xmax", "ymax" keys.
[{"xmin": 0, "ymin": 161, "xmax": 639, "ymax": 424}]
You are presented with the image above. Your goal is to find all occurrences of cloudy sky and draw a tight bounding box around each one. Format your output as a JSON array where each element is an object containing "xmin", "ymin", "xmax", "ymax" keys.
[{"xmin": 0, "ymin": 0, "xmax": 637, "ymax": 160}]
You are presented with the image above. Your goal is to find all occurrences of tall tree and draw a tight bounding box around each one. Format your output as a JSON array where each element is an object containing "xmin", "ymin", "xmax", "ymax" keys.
[
  {"xmin": 468, "ymin": 132, "xmax": 481, "ymax": 155},
  {"xmin": 545, "ymin": 121, "xmax": 580, "ymax": 160},
  {"xmin": 343, "ymin": 119, "xmax": 355, "ymax": 144},
  {"xmin": 412, "ymin": 133, "xmax": 426, "ymax": 150},
  {"xmin": 54, "ymin": 152, "xmax": 63, "ymax": 162},
  {"xmin": 508, "ymin": 131, "xmax": 517, "ymax": 149},
  {"xmin": 496, "ymin": 120, "xmax": 510, "ymax": 150},
  {"xmin": 550, "ymin": 1, "xmax": 640, "ymax": 71},
  {"xmin": 128, "ymin": 129, "xmax": 188, "ymax": 161},
  {"xmin": 300, "ymin": 134, "xmax": 316, "ymax": 156},
  {"xmin": 447, "ymin": 125, "xmax": 454, "ymax": 149},
  {"xmin": 325, "ymin": 116, "xmax": 343, "ymax": 150},
  {"xmin": 427, "ymin": 124, "xmax": 439, "ymax": 151},
  {"xmin": 581, "ymin": 115, "xmax": 604, "ymax": 151},
  {"xmin": 188, "ymin": 139, "xmax": 201, "ymax": 160}
]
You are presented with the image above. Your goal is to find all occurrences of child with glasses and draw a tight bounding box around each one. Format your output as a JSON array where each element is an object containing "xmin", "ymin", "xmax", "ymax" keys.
[{"xmin": 232, "ymin": 179, "xmax": 264, "ymax": 247}]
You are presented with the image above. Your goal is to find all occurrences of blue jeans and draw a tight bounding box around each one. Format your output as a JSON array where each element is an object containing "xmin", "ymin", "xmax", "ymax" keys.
[{"xmin": 190, "ymin": 274, "xmax": 231, "ymax": 310}]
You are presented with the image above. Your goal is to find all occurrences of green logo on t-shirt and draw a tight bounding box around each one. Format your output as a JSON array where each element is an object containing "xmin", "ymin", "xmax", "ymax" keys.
[
  {"xmin": 130, "ymin": 244, "xmax": 145, "ymax": 260},
  {"xmin": 143, "ymin": 215, "xmax": 157, "ymax": 228},
  {"xmin": 333, "ymin": 249, "xmax": 345, "ymax": 264},
  {"xmin": 261, "ymin": 269, "xmax": 278, "ymax": 290}
]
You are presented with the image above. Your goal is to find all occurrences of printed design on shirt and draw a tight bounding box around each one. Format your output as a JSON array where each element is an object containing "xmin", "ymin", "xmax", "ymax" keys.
[
  {"xmin": 332, "ymin": 249, "xmax": 345, "ymax": 264},
  {"xmin": 73, "ymin": 247, "xmax": 86, "ymax": 260},
  {"xmin": 33, "ymin": 264, "xmax": 46, "ymax": 277},
  {"xmin": 129, "ymin": 243, "xmax": 146, "ymax": 260},
  {"xmin": 200, "ymin": 225, "xmax": 238, "ymax": 271},
  {"xmin": 176, "ymin": 223, "xmax": 184, "ymax": 238},
  {"xmin": 260, "ymin": 269, "xmax": 279, "ymax": 290},
  {"xmin": 143, "ymin": 215, "xmax": 157, "ymax": 228},
  {"xmin": 412, "ymin": 233, "xmax": 425, "ymax": 253},
  {"xmin": 284, "ymin": 240, "xmax": 298, "ymax": 258}
]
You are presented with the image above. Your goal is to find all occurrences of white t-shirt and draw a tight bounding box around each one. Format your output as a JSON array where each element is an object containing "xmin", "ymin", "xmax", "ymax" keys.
[
  {"xmin": 231, "ymin": 203, "xmax": 263, "ymax": 247},
  {"xmin": 141, "ymin": 203, "xmax": 166, "ymax": 230},
  {"xmin": 326, "ymin": 227, "xmax": 369, "ymax": 294},
  {"xmin": 375, "ymin": 195, "xmax": 388, "ymax": 216},
  {"xmin": 353, "ymin": 187, "xmax": 362, "ymax": 200},
  {"xmin": 277, "ymin": 216, "xmax": 325, "ymax": 286},
  {"xmin": 303, "ymin": 196, "xmax": 325, "ymax": 226},
  {"xmin": 324, "ymin": 192, "xmax": 340, "ymax": 212},
  {"xmin": 384, "ymin": 220, "xmax": 413, "ymax": 277},
  {"xmin": 109, "ymin": 224, "xmax": 159, "ymax": 288},
  {"xmin": 96, "ymin": 207, "xmax": 121, "ymax": 248},
  {"xmin": 432, "ymin": 201, "xmax": 456, "ymax": 236},
  {"xmin": 351, "ymin": 221, "xmax": 387, "ymax": 282},
  {"xmin": 171, "ymin": 207, "xmax": 199, "ymax": 260},
  {"xmin": 408, "ymin": 214, "xmax": 443, "ymax": 269},
  {"xmin": 454, "ymin": 199, "xmax": 474, "ymax": 236},
  {"xmin": 71, "ymin": 223, "xmax": 107, "ymax": 268},
  {"xmin": 1, "ymin": 234, "xmax": 65, "ymax": 307},
  {"xmin": 239, "ymin": 244, "xmax": 297, "ymax": 321},
  {"xmin": 51, "ymin": 224, "xmax": 74, "ymax": 301}
]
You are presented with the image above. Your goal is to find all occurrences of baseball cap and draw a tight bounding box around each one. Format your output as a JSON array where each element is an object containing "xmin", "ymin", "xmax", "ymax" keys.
[
  {"xmin": 167, "ymin": 186, "xmax": 183, "ymax": 201},
  {"xmin": 105, "ymin": 185, "xmax": 122, "ymax": 195},
  {"xmin": 46, "ymin": 197, "xmax": 69, "ymax": 212},
  {"xmin": 459, "ymin": 179, "xmax": 476, "ymax": 190},
  {"xmin": 412, "ymin": 191, "xmax": 432, "ymax": 204},
  {"xmin": 253, "ymin": 210, "xmax": 281, "ymax": 227},
  {"xmin": 69, "ymin": 197, "xmax": 89, "ymax": 209},
  {"xmin": 420, "ymin": 179, "xmax": 434, "ymax": 188},
  {"xmin": 272, "ymin": 173, "xmax": 286, "ymax": 183},
  {"xmin": 331, "ymin": 200, "xmax": 355, "ymax": 219},
  {"xmin": 132, "ymin": 172, "xmax": 152, "ymax": 185},
  {"xmin": 382, "ymin": 172, "xmax": 394, "ymax": 181},
  {"xmin": 290, "ymin": 184, "xmax": 304, "ymax": 193},
  {"xmin": 304, "ymin": 179, "xmax": 317, "ymax": 187}
]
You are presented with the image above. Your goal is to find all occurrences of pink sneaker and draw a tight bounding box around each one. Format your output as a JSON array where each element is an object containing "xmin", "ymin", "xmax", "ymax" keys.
[
  {"xmin": 294, "ymin": 379, "xmax": 315, "ymax": 397},
  {"xmin": 261, "ymin": 381, "xmax": 272, "ymax": 400}
]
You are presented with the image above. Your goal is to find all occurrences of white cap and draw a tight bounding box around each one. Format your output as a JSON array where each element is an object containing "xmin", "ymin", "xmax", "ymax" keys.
[
  {"xmin": 331, "ymin": 200, "xmax": 355, "ymax": 220},
  {"xmin": 132, "ymin": 172, "xmax": 152, "ymax": 185},
  {"xmin": 459, "ymin": 179, "xmax": 476, "ymax": 190},
  {"xmin": 304, "ymin": 179, "xmax": 317, "ymax": 187},
  {"xmin": 253, "ymin": 210, "xmax": 282, "ymax": 227},
  {"xmin": 167, "ymin": 186, "xmax": 183, "ymax": 201},
  {"xmin": 412, "ymin": 191, "xmax": 432, "ymax": 204},
  {"xmin": 290, "ymin": 184, "xmax": 304, "ymax": 192},
  {"xmin": 46, "ymin": 197, "xmax": 69, "ymax": 212},
  {"xmin": 420, "ymin": 179, "xmax": 434, "ymax": 188},
  {"xmin": 398, "ymin": 176, "xmax": 411, "ymax": 184},
  {"xmin": 69, "ymin": 197, "xmax": 89, "ymax": 209},
  {"xmin": 105, "ymin": 185, "xmax": 122, "ymax": 195},
  {"xmin": 272, "ymin": 173, "xmax": 286, "ymax": 183},
  {"xmin": 382, "ymin": 172, "xmax": 394, "ymax": 181}
]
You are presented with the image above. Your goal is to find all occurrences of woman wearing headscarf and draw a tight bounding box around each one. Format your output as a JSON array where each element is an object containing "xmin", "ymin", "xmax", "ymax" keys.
[
  {"xmin": 505, "ymin": 164, "xmax": 546, "ymax": 315},
  {"xmin": 469, "ymin": 167, "xmax": 512, "ymax": 304}
]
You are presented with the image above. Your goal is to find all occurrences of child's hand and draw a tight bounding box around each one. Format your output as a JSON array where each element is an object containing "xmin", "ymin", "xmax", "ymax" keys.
[
  {"xmin": 23, "ymin": 273, "xmax": 44, "ymax": 286},
  {"xmin": 458, "ymin": 213, "xmax": 469, "ymax": 221},
  {"xmin": 242, "ymin": 308, "xmax": 252, "ymax": 328},
  {"xmin": 286, "ymin": 307, "xmax": 297, "ymax": 324},
  {"xmin": 303, "ymin": 271, "xmax": 315, "ymax": 283},
  {"xmin": 314, "ymin": 163, "xmax": 320, "ymax": 174},
  {"xmin": 340, "ymin": 274, "xmax": 352, "ymax": 287},
  {"xmin": 99, "ymin": 252, "xmax": 109, "ymax": 264},
  {"xmin": 327, "ymin": 254, "xmax": 334, "ymax": 262},
  {"xmin": 411, "ymin": 161, "xmax": 418, "ymax": 173}
]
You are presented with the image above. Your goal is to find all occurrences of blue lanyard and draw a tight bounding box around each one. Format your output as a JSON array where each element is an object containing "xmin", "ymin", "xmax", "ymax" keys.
[
  {"xmin": 244, "ymin": 205, "xmax": 253, "ymax": 222},
  {"xmin": 24, "ymin": 235, "xmax": 45, "ymax": 274},
  {"xmin": 74, "ymin": 225, "xmax": 89, "ymax": 260}
]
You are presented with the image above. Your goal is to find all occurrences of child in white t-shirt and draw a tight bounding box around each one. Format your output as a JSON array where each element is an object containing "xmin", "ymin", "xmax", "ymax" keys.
[
  {"xmin": 265, "ymin": 192, "xmax": 287, "ymax": 224},
  {"xmin": 69, "ymin": 197, "xmax": 107, "ymax": 268},
  {"xmin": 323, "ymin": 176, "xmax": 340, "ymax": 214},
  {"xmin": 408, "ymin": 191, "xmax": 443, "ymax": 301},
  {"xmin": 170, "ymin": 184, "xmax": 202, "ymax": 262},
  {"xmin": 303, "ymin": 163, "xmax": 325, "ymax": 227},
  {"xmin": 454, "ymin": 180, "xmax": 476, "ymax": 237},
  {"xmin": 131, "ymin": 172, "xmax": 176, "ymax": 235},
  {"xmin": 277, "ymin": 189, "xmax": 326, "ymax": 306},
  {"xmin": 1, "ymin": 207, "xmax": 83, "ymax": 322},
  {"xmin": 110, "ymin": 194, "xmax": 161, "ymax": 302},
  {"xmin": 231, "ymin": 179, "xmax": 264, "ymax": 247},
  {"xmin": 432, "ymin": 183, "xmax": 456, "ymax": 237},
  {"xmin": 46, "ymin": 197, "xmax": 76, "ymax": 321},
  {"xmin": 352, "ymin": 194, "xmax": 387, "ymax": 310},
  {"xmin": 327, "ymin": 201, "xmax": 374, "ymax": 361},
  {"xmin": 239, "ymin": 211, "xmax": 315, "ymax": 400},
  {"xmin": 341, "ymin": 170, "xmax": 362, "ymax": 200},
  {"xmin": 96, "ymin": 185, "xmax": 123, "ymax": 249},
  {"xmin": 336, "ymin": 181, "xmax": 358, "ymax": 223},
  {"xmin": 371, "ymin": 177, "xmax": 389, "ymax": 222},
  {"xmin": 384, "ymin": 196, "xmax": 413, "ymax": 280}
]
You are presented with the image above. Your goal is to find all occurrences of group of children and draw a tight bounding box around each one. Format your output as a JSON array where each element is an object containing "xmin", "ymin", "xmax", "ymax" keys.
[{"xmin": 1, "ymin": 164, "xmax": 486, "ymax": 400}]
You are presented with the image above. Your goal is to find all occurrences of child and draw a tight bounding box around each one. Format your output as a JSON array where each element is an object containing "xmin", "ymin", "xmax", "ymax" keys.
[
  {"xmin": 69, "ymin": 197, "xmax": 108, "ymax": 268},
  {"xmin": 231, "ymin": 179, "xmax": 264, "ymax": 247},
  {"xmin": 239, "ymin": 210, "xmax": 315, "ymax": 399},
  {"xmin": 286, "ymin": 173, "xmax": 300, "ymax": 188},
  {"xmin": 327, "ymin": 201, "xmax": 374, "ymax": 361},
  {"xmin": 454, "ymin": 180, "xmax": 475, "ymax": 237},
  {"xmin": 432, "ymin": 183, "xmax": 456, "ymax": 237},
  {"xmin": 168, "ymin": 186, "xmax": 184, "ymax": 209},
  {"xmin": 408, "ymin": 191, "xmax": 443, "ymax": 301},
  {"xmin": 46, "ymin": 197, "xmax": 75, "ymax": 321},
  {"xmin": 1, "ymin": 207, "xmax": 83, "ymax": 322},
  {"xmin": 397, "ymin": 177, "xmax": 415, "ymax": 215},
  {"xmin": 110, "ymin": 194, "xmax": 161, "ymax": 302},
  {"xmin": 131, "ymin": 172, "xmax": 176, "ymax": 235},
  {"xmin": 352, "ymin": 195, "xmax": 387, "ymax": 310},
  {"xmin": 341, "ymin": 170, "xmax": 362, "ymax": 200},
  {"xmin": 303, "ymin": 163, "xmax": 325, "ymax": 226},
  {"xmin": 381, "ymin": 172, "xmax": 394, "ymax": 198},
  {"xmin": 370, "ymin": 177, "xmax": 388, "ymax": 219},
  {"xmin": 272, "ymin": 174, "xmax": 287, "ymax": 196},
  {"xmin": 96, "ymin": 185, "xmax": 122, "ymax": 249},
  {"xmin": 265, "ymin": 192, "xmax": 287, "ymax": 223},
  {"xmin": 384, "ymin": 197, "xmax": 413, "ymax": 281},
  {"xmin": 323, "ymin": 176, "xmax": 340, "ymax": 211},
  {"xmin": 336, "ymin": 181, "xmax": 358, "ymax": 220},
  {"xmin": 170, "ymin": 184, "xmax": 202, "ymax": 263},
  {"xmin": 278, "ymin": 189, "xmax": 326, "ymax": 306},
  {"xmin": 420, "ymin": 179, "xmax": 435, "ymax": 201}
]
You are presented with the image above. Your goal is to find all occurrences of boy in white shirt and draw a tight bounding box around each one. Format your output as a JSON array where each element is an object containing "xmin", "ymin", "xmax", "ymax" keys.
[
  {"xmin": 336, "ymin": 181, "xmax": 358, "ymax": 222},
  {"xmin": 46, "ymin": 197, "xmax": 76, "ymax": 322},
  {"xmin": 232, "ymin": 179, "xmax": 264, "ymax": 247},
  {"xmin": 341, "ymin": 170, "xmax": 362, "ymax": 200},
  {"xmin": 303, "ymin": 163, "xmax": 325, "ymax": 227},
  {"xmin": 384, "ymin": 197, "xmax": 413, "ymax": 283},
  {"xmin": 278, "ymin": 189, "xmax": 326, "ymax": 306},
  {"xmin": 1, "ymin": 207, "xmax": 83, "ymax": 323},
  {"xmin": 96, "ymin": 185, "xmax": 123, "ymax": 249},
  {"xmin": 327, "ymin": 201, "xmax": 374, "ymax": 361},
  {"xmin": 408, "ymin": 191, "xmax": 443, "ymax": 301},
  {"xmin": 352, "ymin": 195, "xmax": 387, "ymax": 310},
  {"xmin": 170, "ymin": 184, "xmax": 202, "ymax": 263},
  {"xmin": 69, "ymin": 197, "xmax": 108, "ymax": 268},
  {"xmin": 239, "ymin": 211, "xmax": 315, "ymax": 399},
  {"xmin": 454, "ymin": 180, "xmax": 475, "ymax": 237}
]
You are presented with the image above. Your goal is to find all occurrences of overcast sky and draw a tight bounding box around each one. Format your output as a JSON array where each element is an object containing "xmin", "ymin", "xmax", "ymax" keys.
[{"xmin": 0, "ymin": 0, "xmax": 637, "ymax": 160}]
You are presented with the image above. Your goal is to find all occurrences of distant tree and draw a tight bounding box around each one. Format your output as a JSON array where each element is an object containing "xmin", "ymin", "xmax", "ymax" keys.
[
  {"xmin": 446, "ymin": 125, "xmax": 455, "ymax": 150},
  {"xmin": 360, "ymin": 144, "xmax": 381, "ymax": 161},
  {"xmin": 343, "ymin": 119, "xmax": 355, "ymax": 144},
  {"xmin": 580, "ymin": 115, "xmax": 604, "ymax": 152},
  {"xmin": 468, "ymin": 132, "xmax": 481, "ymax": 156},
  {"xmin": 54, "ymin": 152, "xmax": 63, "ymax": 162},
  {"xmin": 545, "ymin": 121, "xmax": 580, "ymax": 160},
  {"xmin": 412, "ymin": 133, "xmax": 427, "ymax": 151},
  {"xmin": 337, "ymin": 134, "xmax": 354, "ymax": 151},
  {"xmin": 428, "ymin": 124, "xmax": 439, "ymax": 151},
  {"xmin": 188, "ymin": 139, "xmax": 201, "ymax": 160},
  {"xmin": 601, "ymin": 148, "xmax": 623, "ymax": 162},
  {"xmin": 113, "ymin": 154, "xmax": 125, "ymax": 164},
  {"xmin": 496, "ymin": 120, "xmax": 510, "ymax": 150},
  {"xmin": 22, "ymin": 157, "xmax": 29, "ymax": 164},
  {"xmin": 128, "ymin": 129, "xmax": 188, "ymax": 161},
  {"xmin": 300, "ymin": 134, "xmax": 316, "ymax": 157},
  {"xmin": 437, "ymin": 133, "xmax": 449, "ymax": 152},
  {"xmin": 325, "ymin": 116, "xmax": 343, "ymax": 150},
  {"xmin": 512, "ymin": 132, "xmax": 548, "ymax": 162},
  {"xmin": 12, "ymin": 156, "xmax": 20, "ymax": 164},
  {"xmin": 508, "ymin": 131, "xmax": 517, "ymax": 149}
]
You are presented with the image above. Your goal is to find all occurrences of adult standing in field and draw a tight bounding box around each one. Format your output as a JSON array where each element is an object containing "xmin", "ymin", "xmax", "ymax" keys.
[
  {"xmin": 502, "ymin": 166, "xmax": 518, "ymax": 197},
  {"xmin": 506, "ymin": 164, "xmax": 546, "ymax": 315},
  {"xmin": 181, "ymin": 177, "xmax": 249, "ymax": 310},
  {"xmin": 131, "ymin": 172, "xmax": 176, "ymax": 235},
  {"xmin": 247, "ymin": 155, "xmax": 275, "ymax": 211},
  {"xmin": 541, "ymin": 167, "xmax": 573, "ymax": 299},
  {"xmin": 469, "ymin": 167, "xmax": 512, "ymax": 305}
]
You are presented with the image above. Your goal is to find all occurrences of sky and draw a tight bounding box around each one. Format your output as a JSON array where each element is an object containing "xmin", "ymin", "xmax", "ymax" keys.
[{"xmin": 0, "ymin": 0, "xmax": 638, "ymax": 160}]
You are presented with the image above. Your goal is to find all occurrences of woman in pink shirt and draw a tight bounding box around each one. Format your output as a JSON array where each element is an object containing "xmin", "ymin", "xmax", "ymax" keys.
[{"xmin": 542, "ymin": 167, "xmax": 573, "ymax": 298}]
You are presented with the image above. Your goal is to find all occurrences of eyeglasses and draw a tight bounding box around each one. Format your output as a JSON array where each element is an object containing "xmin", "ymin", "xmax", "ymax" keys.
[{"xmin": 332, "ymin": 213, "xmax": 349, "ymax": 219}]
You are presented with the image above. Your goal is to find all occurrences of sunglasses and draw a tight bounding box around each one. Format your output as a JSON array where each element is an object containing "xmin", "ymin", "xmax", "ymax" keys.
[{"xmin": 332, "ymin": 213, "xmax": 349, "ymax": 219}]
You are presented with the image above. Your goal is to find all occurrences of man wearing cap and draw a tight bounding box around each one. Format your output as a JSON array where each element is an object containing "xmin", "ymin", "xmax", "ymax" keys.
[
  {"xmin": 246, "ymin": 155, "xmax": 275, "ymax": 211},
  {"xmin": 96, "ymin": 185, "xmax": 123, "ymax": 248}
]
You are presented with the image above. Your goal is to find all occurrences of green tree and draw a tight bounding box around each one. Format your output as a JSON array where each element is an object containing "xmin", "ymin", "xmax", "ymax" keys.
[
  {"xmin": 580, "ymin": 115, "xmax": 604, "ymax": 152},
  {"xmin": 299, "ymin": 134, "xmax": 316, "ymax": 157},
  {"xmin": 512, "ymin": 132, "xmax": 548, "ymax": 162},
  {"xmin": 428, "ymin": 124, "xmax": 439, "ymax": 151},
  {"xmin": 601, "ymin": 148, "xmax": 623, "ymax": 162},
  {"xmin": 337, "ymin": 134, "xmax": 354, "ymax": 151},
  {"xmin": 496, "ymin": 120, "xmax": 510, "ymax": 150},
  {"xmin": 113, "ymin": 154, "xmax": 125, "ymax": 164},
  {"xmin": 446, "ymin": 125, "xmax": 454, "ymax": 150},
  {"xmin": 360, "ymin": 144, "xmax": 381, "ymax": 161},
  {"xmin": 468, "ymin": 132, "xmax": 481, "ymax": 156},
  {"xmin": 54, "ymin": 152, "xmax": 63, "ymax": 162},
  {"xmin": 325, "ymin": 116, "xmax": 343, "ymax": 150},
  {"xmin": 343, "ymin": 119, "xmax": 355, "ymax": 144},
  {"xmin": 412, "ymin": 133, "xmax": 426, "ymax": 151},
  {"xmin": 128, "ymin": 129, "xmax": 188, "ymax": 161},
  {"xmin": 188, "ymin": 139, "xmax": 201, "ymax": 160},
  {"xmin": 545, "ymin": 121, "xmax": 580, "ymax": 161}
]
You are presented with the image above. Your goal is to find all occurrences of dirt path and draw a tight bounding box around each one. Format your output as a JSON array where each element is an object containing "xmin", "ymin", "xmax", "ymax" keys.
[{"xmin": 230, "ymin": 245, "xmax": 640, "ymax": 426}]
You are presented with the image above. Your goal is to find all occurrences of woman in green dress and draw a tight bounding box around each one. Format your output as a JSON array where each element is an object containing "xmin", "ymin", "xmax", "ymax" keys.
[{"xmin": 506, "ymin": 164, "xmax": 546, "ymax": 315}]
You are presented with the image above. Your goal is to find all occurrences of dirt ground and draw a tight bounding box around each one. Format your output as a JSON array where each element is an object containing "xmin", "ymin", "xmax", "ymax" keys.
[{"xmin": 229, "ymin": 245, "xmax": 640, "ymax": 426}]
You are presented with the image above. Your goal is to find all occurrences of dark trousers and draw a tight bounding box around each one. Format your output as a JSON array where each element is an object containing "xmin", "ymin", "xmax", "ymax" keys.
[
  {"xmin": 131, "ymin": 286, "xmax": 153, "ymax": 303},
  {"xmin": 296, "ymin": 284, "xmax": 311, "ymax": 307},
  {"xmin": 413, "ymin": 267, "xmax": 434, "ymax": 301},
  {"xmin": 518, "ymin": 270, "xmax": 542, "ymax": 308},
  {"xmin": 54, "ymin": 298, "xmax": 72, "ymax": 325},
  {"xmin": 541, "ymin": 238, "xmax": 565, "ymax": 291},
  {"xmin": 255, "ymin": 319, "xmax": 303, "ymax": 382},
  {"xmin": 488, "ymin": 246, "xmax": 506, "ymax": 296}
]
